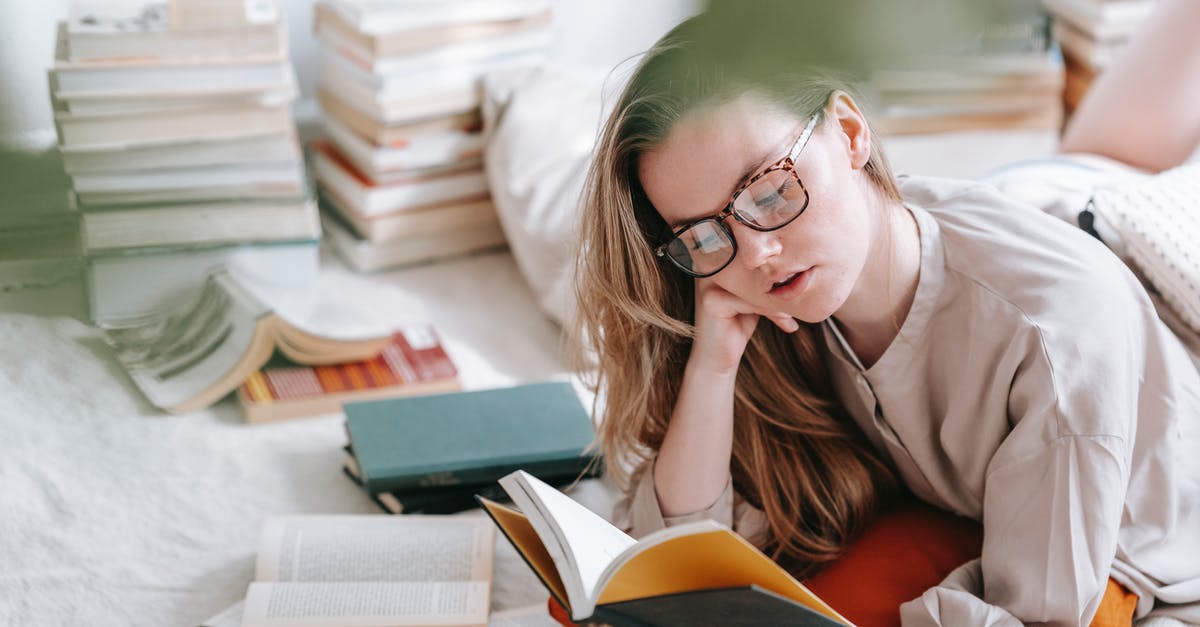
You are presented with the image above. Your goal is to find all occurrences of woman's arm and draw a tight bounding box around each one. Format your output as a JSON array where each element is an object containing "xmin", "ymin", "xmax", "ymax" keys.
[
  {"xmin": 1060, "ymin": 0, "xmax": 1200, "ymax": 172},
  {"xmin": 652, "ymin": 347, "xmax": 740, "ymax": 516},
  {"xmin": 653, "ymin": 280, "xmax": 799, "ymax": 516}
]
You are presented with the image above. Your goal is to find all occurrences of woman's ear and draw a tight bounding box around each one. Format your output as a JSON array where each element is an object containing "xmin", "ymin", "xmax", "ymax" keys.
[{"xmin": 828, "ymin": 91, "xmax": 872, "ymax": 170}]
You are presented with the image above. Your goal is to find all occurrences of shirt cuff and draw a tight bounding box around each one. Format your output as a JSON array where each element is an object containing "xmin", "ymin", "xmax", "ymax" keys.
[
  {"xmin": 900, "ymin": 560, "xmax": 1023, "ymax": 627},
  {"xmin": 617, "ymin": 458, "xmax": 736, "ymax": 539}
]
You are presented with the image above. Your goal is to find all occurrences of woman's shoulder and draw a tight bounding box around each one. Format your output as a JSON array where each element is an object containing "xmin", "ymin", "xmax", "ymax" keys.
[{"xmin": 900, "ymin": 175, "xmax": 1147, "ymax": 324}]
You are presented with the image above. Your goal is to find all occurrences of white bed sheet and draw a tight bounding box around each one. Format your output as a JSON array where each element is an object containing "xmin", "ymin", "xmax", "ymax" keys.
[{"xmin": 0, "ymin": 247, "xmax": 613, "ymax": 627}]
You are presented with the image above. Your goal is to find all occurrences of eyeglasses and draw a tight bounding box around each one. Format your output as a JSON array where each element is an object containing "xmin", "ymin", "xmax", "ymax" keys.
[{"xmin": 654, "ymin": 113, "xmax": 819, "ymax": 278}]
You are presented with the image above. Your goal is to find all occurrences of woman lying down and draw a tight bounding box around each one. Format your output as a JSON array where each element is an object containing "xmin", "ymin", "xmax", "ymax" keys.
[{"xmin": 573, "ymin": 0, "xmax": 1200, "ymax": 624}]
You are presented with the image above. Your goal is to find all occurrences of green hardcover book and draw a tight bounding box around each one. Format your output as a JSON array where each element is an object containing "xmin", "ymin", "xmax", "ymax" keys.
[{"xmin": 343, "ymin": 380, "xmax": 597, "ymax": 494}]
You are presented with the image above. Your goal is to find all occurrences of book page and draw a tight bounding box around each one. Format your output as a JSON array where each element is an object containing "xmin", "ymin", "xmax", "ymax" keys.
[
  {"xmin": 248, "ymin": 269, "xmax": 396, "ymax": 343},
  {"xmin": 242, "ymin": 581, "xmax": 489, "ymax": 627},
  {"xmin": 256, "ymin": 515, "xmax": 493, "ymax": 583},
  {"xmin": 102, "ymin": 270, "xmax": 271, "ymax": 411},
  {"xmin": 498, "ymin": 471, "xmax": 635, "ymax": 619}
]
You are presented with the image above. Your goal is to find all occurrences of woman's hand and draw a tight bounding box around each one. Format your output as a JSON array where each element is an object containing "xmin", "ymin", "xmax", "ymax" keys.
[
  {"xmin": 691, "ymin": 278, "xmax": 799, "ymax": 375},
  {"xmin": 654, "ymin": 280, "xmax": 797, "ymax": 516}
]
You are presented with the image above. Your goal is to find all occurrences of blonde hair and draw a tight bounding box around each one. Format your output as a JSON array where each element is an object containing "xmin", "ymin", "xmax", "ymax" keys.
[{"xmin": 573, "ymin": 16, "xmax": 900, "ymax": 576}]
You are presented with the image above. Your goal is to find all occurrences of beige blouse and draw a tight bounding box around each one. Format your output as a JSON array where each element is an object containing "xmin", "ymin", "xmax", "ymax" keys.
[{"xmin": 615, "ymin": 176, "xmax": 1200, "ymax": 625}]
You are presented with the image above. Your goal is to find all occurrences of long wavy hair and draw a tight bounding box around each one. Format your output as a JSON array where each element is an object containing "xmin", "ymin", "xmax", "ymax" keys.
[{"xmin": 572, "ymin": 15, "xmax": 901, "ymax": 577}]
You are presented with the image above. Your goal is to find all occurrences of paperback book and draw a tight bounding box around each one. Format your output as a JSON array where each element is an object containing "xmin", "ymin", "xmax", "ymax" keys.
[
  {"xmin": 311, "ymin": 141, "xmax": 489, "ymax": 216},
  {"xmin": 321, "ymin": 208, "xmax": 507, "ymax": 273},
  {"xmin": 482, "ymin": 471, "xmax": 853, "ymax": 627},
  {"xmin": 104, "ymin": 268, "xmax": 395, "ymax": 413},
  {"xmin": 238, "ymin": 326, "xmax": 459, "ymax": 423}
]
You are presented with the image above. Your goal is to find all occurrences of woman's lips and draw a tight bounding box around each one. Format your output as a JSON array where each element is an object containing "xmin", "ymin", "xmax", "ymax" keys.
[
  {"xmin": 769, "ymin": 267, "xmax": 812, "ymax": 297},
  {"xmin": 772, "ymin": 272, "xmax": 802, "ymax": 289}
]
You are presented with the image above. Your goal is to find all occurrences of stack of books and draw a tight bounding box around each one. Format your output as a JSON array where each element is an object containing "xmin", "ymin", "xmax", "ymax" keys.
[
  {"xmin": 1043, "ymin": 0, "xmax": 1158, "ymax": 117},
  {"xmin": 311, "ymin": 0, "xmax": 553, "ymax": 272},
  {"xmin": 341, "ymin": 381, "xmax": 600, "ymax": 515},
  {"xmin": 869, "ymin": 1, "xmax": 1065, "ymax": 135},
  {"xmin": 50, "ymin": 0, "xmax": 319, "ymax": 325}
]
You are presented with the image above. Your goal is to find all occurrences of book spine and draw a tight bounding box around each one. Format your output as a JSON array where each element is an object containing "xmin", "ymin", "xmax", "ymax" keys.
[
  {"xmin": 344, "ymin": 459, "xmax": 595, "ymax": 516},
  {"xmin": 364, "ymin": 453, "xmax": 598, "ymax": 494}
]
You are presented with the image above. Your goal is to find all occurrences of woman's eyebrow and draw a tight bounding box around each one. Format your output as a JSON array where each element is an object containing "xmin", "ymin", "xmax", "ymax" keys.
[
  {"xmin": 665, "ymin": 136, "xmax": 792, "ymax": 229},
  {"xmin": 735, "ymin": 147, "xmax": 779, "ymax": 191}
]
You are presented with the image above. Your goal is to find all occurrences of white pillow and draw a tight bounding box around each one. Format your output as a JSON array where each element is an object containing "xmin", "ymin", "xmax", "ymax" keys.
[
  {"xmin": 1090, "ymin": 162, "xmax": 1200, "ymax": 336},
  {"xmin": 481, "ymin": 65, "xmax": 612, "ymax": 326}
]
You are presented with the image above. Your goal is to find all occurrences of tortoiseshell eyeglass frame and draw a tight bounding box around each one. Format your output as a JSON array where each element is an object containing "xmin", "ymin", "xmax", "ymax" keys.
[{"xmin": 654, "ymin": 112, "xmax": 820, "ymax": 278}]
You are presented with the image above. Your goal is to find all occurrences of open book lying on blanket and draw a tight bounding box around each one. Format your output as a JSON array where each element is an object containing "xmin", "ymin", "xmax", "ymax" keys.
[
  {"xmin": 479, "ymin": 470, "xmax": 854, "ymax": 627},
  {"xmin": 103, "ymin": 269, "xmax": 395, "ymax": 414}
]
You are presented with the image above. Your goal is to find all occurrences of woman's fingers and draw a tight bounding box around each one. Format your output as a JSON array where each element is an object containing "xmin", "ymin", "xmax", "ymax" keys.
[
  {"xmin": 767, "ymin": 313, "xmax": 800, "ymax": 333},
  {"xmin": 697, "ymin": 279, "xmax": 798, "ymax": 332}
]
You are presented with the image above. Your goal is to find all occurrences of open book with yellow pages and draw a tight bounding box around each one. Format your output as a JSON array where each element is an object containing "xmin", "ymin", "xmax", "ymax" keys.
[
  {"xmin": 103, "ymin": 268, "xmax": 394, "ymax": 414},
  {"xmin": 479, "ymin": 471, "xmax": 854, "ymax": 627}
]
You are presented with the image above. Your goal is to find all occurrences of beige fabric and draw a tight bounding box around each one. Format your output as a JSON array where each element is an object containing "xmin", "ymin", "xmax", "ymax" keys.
[{"xmin": 615, "ymin": 176, "xmax": 1200, "ymax": 625}]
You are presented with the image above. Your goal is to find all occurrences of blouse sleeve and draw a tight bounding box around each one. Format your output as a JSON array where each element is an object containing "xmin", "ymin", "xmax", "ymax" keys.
[
  {"xmin": 611, "ymin": 457, "xmax": 770, "ymax": 547},
  {"xmin": 901, "ymin": 434, "xmax": 1129, "ymax": 626}
]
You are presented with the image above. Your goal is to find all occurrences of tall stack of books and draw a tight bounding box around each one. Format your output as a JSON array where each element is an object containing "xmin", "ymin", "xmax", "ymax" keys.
[
  {"xmin": 312, "ymin": 0, "xmax": 553, "ymax": 272},
  {"xmin": 51, "ymin": 0, "xmax": 318, "ymax": 325},
  {"xmin": 1043, "ymin": 0, "xmax": 1158, "ymax": 118},
  {"xmin": 869, "ymin": 1, "xmax": 1065, "ymax": 135}
]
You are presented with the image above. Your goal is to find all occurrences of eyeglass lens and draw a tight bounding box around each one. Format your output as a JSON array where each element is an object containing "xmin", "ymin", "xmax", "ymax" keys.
[{"xmin": 664, "ymin": 169, "xmax": 807, "ymax": 276}]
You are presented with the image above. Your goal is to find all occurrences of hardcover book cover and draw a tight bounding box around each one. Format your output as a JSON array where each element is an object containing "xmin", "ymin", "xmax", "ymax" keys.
[{"xmin": 343, "ymin": 380, "xmax": 596, "ymax": 493}]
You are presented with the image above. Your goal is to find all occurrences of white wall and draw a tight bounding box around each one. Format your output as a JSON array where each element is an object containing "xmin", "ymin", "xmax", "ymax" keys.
[{"xmin": 0, "ymin": 0, "xmax": 700, "ymax": 150}]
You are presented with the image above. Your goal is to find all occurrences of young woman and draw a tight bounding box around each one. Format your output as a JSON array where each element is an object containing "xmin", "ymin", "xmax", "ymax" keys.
[{"xmin": 573, "ymin": 0, "xmax": 1200, "ymax": 624}]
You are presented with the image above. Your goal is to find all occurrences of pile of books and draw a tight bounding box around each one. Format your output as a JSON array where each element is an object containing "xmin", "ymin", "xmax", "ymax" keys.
[
  {"xmin": 1043, "ymin": 0, "xmax": 1158, "ymax": 117},
  {"xmin": 869, "ymin": 0, "xmax": 1064, "ymax": 135},
  {"xmin": 341, "ymin": 381, "xmax": 600, "ymax": 515},
  {"xmin": 50, "ymin": 0, "xmax": 318, "ymax": 325},
  {"xmin": 311, "ymin": 0, "xmax": 553, "ymax": 272}
]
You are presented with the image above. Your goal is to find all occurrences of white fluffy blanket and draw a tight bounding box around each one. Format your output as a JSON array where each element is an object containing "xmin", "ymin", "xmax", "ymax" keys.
[{"xmin": 0, "ymin": 249, "xmax": 611, "ymax": 627}]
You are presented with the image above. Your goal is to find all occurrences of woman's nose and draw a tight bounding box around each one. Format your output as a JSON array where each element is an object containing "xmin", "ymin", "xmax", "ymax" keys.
[{"xmin": 732, "ymin": 223, "xmax": 783, "ymax": 269}]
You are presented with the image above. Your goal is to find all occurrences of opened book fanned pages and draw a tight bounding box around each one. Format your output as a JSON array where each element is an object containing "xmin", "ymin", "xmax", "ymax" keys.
[
  {"xmin": 103, "ymin": 268, "xmax": 395, "ymax": 414},
  {"xmin": 480, "ymin": 471, "xmax": 854, "ymax": 627}
]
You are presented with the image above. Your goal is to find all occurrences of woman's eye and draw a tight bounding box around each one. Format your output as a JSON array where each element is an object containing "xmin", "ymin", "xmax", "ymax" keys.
[{"xmin": 756, "ymin": 190, "xmax": 785, "ymax": 209}]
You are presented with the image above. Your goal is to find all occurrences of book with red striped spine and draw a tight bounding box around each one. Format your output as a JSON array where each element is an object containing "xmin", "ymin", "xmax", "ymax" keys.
[{"xmin": 237, "ymin": 325, "xmax": 459, "ymax": 422}]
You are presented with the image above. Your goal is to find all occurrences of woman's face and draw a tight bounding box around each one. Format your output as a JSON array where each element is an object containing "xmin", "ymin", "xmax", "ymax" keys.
[{"xmin": 637, "ymin": 93, "xmax": 878, "ymax": 324}]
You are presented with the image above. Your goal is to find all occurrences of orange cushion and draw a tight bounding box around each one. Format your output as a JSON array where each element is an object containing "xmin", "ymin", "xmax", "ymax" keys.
[
  {"xmin": 803, "ymin": 499, "xmax": 983, "ymax": 627},
  {"xmin": 803, "ymin": 498, "xmax": 1135, "ymax": 627},
  {"xmin": 1092, "ymin": 578, "xmax": 1138, "ymax": 627}
]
